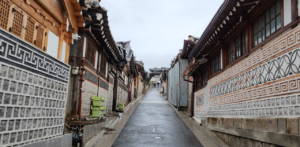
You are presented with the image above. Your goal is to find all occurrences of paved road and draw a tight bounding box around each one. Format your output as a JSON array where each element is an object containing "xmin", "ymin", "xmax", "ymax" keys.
[{"xmin": 112, "ymin": 88, "xmax": 203, "ymax": 147}]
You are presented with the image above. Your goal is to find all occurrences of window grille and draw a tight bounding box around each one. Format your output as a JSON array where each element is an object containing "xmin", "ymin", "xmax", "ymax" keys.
[
  {"xmin": 254, "ymin": 0, "xmax": 281, "ymax": 46},
  {"xmin": 100, "ymin": 56, "xmax": 107, "ymax": 78},
  {"xmin": 85, "ymin": 43, "xmax": 96, "ymax": 66},
  {"xmin": 211, "ymin": 54, "xmax": 220, "ymax": 74},
  {"xmin": 25, "ymin": 18, "xmax": 35, "ymax": 43},
  {"xmin": 35, "ymin": 25, "xmax": 45, "ymax": 49},
  {"xmin": 11, "ymin": 10, "xmax": 24, "ymax": 37},
  {"xmin": 0, "ymin": 0, "xmax": 11, "ymax": 30}
]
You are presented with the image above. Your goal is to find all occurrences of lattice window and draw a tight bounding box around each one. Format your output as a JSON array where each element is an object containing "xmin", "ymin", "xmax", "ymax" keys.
[
  {"xmin": 85, "ymin": 43, "xmax": 96, "ymax": 66},
  {"xmin": 11, "ymin": 10, "xmax": 24, "ymax": 37},
  {"xmin": 100, "ymin": 55, "xmax": 107, "ymax": 78},
  {"xmin": 35, "ymin": 25, "xmax": 45, "ymax": 49},
  {"xmin": 25, "ymin": 18, "xmax": 35, "ymax": 43},
  {"xmin": 0, "ymin": 0, "xmax": 11, "ymax": 29}
]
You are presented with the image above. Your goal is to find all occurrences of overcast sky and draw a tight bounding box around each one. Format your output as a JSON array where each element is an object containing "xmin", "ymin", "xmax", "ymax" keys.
[{"xmin": 101, "ymin": 0, "xmax": 224, "ymax": 71}]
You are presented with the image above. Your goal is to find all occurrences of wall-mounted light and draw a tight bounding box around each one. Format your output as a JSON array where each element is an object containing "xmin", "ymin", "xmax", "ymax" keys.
[
  {"xmin": 72, "ymin": 66, "xmax": 79, "ymax": 75},
  {"xmin": 72, "ymin": 66, "xmax": 85, "ymax": 75}
]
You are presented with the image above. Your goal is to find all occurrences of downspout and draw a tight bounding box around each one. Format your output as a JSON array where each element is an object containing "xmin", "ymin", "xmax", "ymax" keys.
[
  {"xmin": 177, "ymin": 61, "xmax": 181, "ymax": 111},
  {"xmin": 78, "ymin": 58, "xmax": 85, "ymax": 119},
  {"xmin": 183, "ymin": 75, "xmax": 193, "ymax": 116},
  {"xmin": 190, "ymin": 82, "xmax": 195, "ymax": 117}
]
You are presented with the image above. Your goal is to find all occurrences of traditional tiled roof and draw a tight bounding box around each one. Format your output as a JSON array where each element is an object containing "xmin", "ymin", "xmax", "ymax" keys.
[
  {"xmin": 188, "ymin": 0, "xmax": 259, "ymax": 59},
  {"xmin": 80, "ymin": 0, "xmax": 123, "ymax": 61}
]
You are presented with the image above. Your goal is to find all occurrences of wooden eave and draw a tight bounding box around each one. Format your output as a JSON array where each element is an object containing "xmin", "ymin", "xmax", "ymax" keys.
[
  {"xmin": 188, "ymin": 0, "xmax": 259, "ymax": 59},
  {"xmin": 79, "ymin": 4, "xmax": 122, "ymax": 62},
  {"xmin": 88, "ymin": 11, "xmax": 122, "ymax": 62},
  {"xmin": 181, "ymin": 40, "xmax": 195, "ymax": 59},
  {"xmin": 59, "ymin": 0, "xmax": 84, "ymax": 33},
  {"xmin": 34, "ymin": 0, "xmax": 64, "ymax": 23},
  {"xmin": 101, "ymin": 11, "xmax": 123, "ymax": 60}
]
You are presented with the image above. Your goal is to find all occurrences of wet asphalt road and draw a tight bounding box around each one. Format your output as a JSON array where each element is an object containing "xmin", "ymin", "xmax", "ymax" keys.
[{"xmin": 112, "ymin": 88, "xmax": 203, "ymax": 147}]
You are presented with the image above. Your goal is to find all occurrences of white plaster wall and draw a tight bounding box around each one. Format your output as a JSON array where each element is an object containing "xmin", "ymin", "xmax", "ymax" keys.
[
  {"xmin": 83, "ymin": 37, "xmax": 87, "ymax": 56},
  {"xmin": 61, "ymin": 41, "xmax": 66, "ymax": 62},
  {"xmin": 284, "ymin": 0, "xmax": 292, "ymax": 26},
  {"xmin": 46, "ymin": 31, "xmax": 59, "ymax": 58},
  {"xmin": 95, "ymin": 51, "xmax": 98, "ymax": 69},
  {"xmin": 298, "ymin": 0, "xmax": 300, "ymax": 16}
]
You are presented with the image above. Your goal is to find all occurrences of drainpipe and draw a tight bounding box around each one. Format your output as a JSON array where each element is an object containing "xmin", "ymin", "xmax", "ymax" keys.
[
  {"xmin": 178, "ymin": 61, "xmax": 181, "ymax": 111},
  {"xmin": 69, "ymin": 56, "xmax": 85, "ymax": 119},
  {"xmin": 183, "ymin": 76, "xmax": 193, "ymax": 116},
  {"xmin": 78, "ymin": 58, "xmax": 85, "ymax": 119},
  {"xmin": 190, "ymin": 83, "xmax": 195, "ymax": 117}
]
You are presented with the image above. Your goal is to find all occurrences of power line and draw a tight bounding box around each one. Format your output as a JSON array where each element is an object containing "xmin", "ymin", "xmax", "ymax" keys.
[{"xmin": 193, "ymin": 21, "xmax": 210, "ymax": 36}]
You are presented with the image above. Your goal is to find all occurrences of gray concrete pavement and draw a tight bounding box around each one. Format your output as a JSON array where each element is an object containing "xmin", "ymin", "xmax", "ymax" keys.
[{"xmin": 112, "ymin": 88, "xmax": 203, "ymax": 147}]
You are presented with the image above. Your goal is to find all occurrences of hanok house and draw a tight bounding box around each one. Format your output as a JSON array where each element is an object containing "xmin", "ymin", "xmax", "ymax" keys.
[
  {"xmin": 65, "ymin": 1, "xmax": 132, "ymax": 146},
  {"xmin": 180, "ymin": 35, "xmax": 199, "ymax": 115},
  {"xmin": 0, "ymin": 0, "xmax": 83, "ymax": 146},
  {"xmin": 183, "ymin": 0, "xmax": 300, "ymax": 146},
  {"xmin": 136, "ymin": 61, "xmax": 147, "ymax": 96},
  {"xmin": 118, "ymin": 41, "xmax": 146, "ymax": 104}
]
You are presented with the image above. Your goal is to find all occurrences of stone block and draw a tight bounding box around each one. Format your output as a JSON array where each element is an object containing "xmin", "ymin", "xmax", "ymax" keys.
[
  {"xmin": 278, "ymin": 118, "xmax": 286, "ymax": 133},
  {"xmin": 253, "ymin": 141, "xmax": 263, "ymax": 147},
  {"xmin": 228, "ymin": 135, "xmax": 236, "ymax": 146},
  {"xmin": 240, "ymin": 138, "xmax": 247, "ymax": 147},
  {"xmin": 246, "ymin": 139, "xmax": 254, "ymax": 147},
  {"xmin": 287, "ymin": 118, "xmax": 299, "ymax": 135},
  {"xmin": 262, "ymin": 143, "xmax": 271, "ymax": 147},
  {"xmin": 222, "ymin": 118, "xmax": 233, "ymax": 127},
  {"xmin": 233, "ymin": 118, "xmax": 242, "ymax": 128},
  {"xmin": 242, "ymin": 118, "xmax": 277, "ymax": 132},
  {"xmin": 256, "ymin": 118, "xmax": 277, "ymax": 132},
  {"xmin": 208, "ymin": 117, "xmax": 218, "ymax": 124},
  {"xmin": 242, "ymin": 119, "xmax": 254, "ymax": 130},
  {"xmin": 235, "ymin": 137, "xmax": 242, "ymax": 147},
  {"xmin": 61, "ymin": 133, "xmax": 72, "ymax": 147},
  {"xmin": 223, "ymin": 134, "xmax": 229, "ymax": 143},
  {"xmin": 48, "ymin": 137, "xmax": 62, "ymax": 147}
]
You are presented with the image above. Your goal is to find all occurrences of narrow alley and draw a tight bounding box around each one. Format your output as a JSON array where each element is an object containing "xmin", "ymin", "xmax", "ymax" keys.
[
  {"xmin": 112, "ymin": 88, "xmax": 202, "ymax": 147},
  {"xmin": 1, "ymin": 0, "xmax": 300, "ymax": 147}
]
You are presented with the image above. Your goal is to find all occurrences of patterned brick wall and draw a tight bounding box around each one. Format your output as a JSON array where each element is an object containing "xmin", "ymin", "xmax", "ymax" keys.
[
  {"xmin": 194, "ymin": 24, "xmax": 300, "ymax": 119},
  {"xmin": 0, "ymin": 29, "xmax": 69, "ymax": 146}
]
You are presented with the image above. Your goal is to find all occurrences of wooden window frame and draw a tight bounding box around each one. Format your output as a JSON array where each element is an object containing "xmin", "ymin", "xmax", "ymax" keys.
[
  {"xmin": 227, "ymin": 31, "xmax": 246, "ymax": 65},
  {"xmin": 99, "ymin": 54, "xmax": 107, "ymax": 78},
  {"xmin": 253, "ymin": 0, "xmax": 282, "ymax": 47},
  {"xmin": 211, "ymin": 53, "xmax": 220, "ymax": 74},
  {"xmin": 194, "ymin": 67, "xmax": 208, "ymax": 91},
  {"xmin": 85, "ymin": 43, "xmax": 96, "ymax": 67}
]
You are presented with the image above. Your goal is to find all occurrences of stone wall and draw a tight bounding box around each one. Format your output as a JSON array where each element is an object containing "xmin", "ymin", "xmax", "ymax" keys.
[
  {"xmin": 206, "ymin": 117, "xmax": 300, "ymax": 147},
  {"xmin": 137, "ymin": 76, "xmax": 144, "ymax": 97},
  {"xmin": 106, "ymin": 75, "xmax": 114, "ymax": 113},
  {"xmin": 117, "ymin": 87, "xmax": 128, "ymax": 106},
  {"xmin": 131, "ymin": 81, "xmax": 134, "ymax": 100},
  {"xmin": 81, "ymin": 69, "xmax": 109, "ymax": 118},
  {"xmin": 0, "ymin": 29, "xmax": 70, "ymax": 146}
]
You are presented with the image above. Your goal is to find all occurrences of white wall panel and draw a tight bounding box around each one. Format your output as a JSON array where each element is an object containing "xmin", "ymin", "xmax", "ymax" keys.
[
  {"xmin": 46, "ymin": 31, "xmax": 59, "ymax": 58},
  {"xmin": 284, "ymin": 0, "xmax": 292, "ymax": 26}
]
